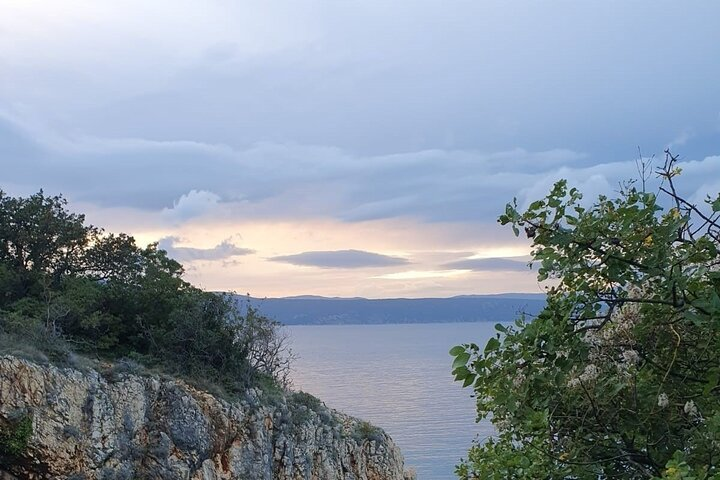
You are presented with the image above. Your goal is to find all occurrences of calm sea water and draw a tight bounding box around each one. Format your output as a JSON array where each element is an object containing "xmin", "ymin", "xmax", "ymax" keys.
[{"xmin": 287, "ymin": 322, "xmax": 499, "ymax": 480}]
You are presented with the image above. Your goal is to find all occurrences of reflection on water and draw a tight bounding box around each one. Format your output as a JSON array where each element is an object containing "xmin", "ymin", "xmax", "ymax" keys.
[{"xmin": 288, "ymin": 322, "xmax": 499, "ymax": 480}]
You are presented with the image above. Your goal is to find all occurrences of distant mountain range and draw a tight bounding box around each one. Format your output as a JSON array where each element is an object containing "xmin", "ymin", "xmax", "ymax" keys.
[{"xmin": 236, "ymin": 293, "xmax": 547, "ymax": 325}]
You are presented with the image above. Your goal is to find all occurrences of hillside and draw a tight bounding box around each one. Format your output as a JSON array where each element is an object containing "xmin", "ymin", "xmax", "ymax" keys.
[
  {"xmin": 241, "ymin": 294, "xmax": 546, "ymax": 325},
  {"xmin": 0, "ymin": 190, "xmax": 413, "ymax": 479}
]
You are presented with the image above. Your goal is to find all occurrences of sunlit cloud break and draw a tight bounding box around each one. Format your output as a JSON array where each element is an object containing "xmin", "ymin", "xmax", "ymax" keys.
[
  {"xmin": 442, "ymin": 257, "xmax": 531, "ymax": 272},
  {"xmin": 374, "ymin": 270, "xmax": 469, "ymax": 280}
]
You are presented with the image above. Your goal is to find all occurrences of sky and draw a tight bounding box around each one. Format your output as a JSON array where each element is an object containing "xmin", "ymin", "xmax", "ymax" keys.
[{"xmin": 1, "ymin": 0, "xmax": 719, "ymax": 298}]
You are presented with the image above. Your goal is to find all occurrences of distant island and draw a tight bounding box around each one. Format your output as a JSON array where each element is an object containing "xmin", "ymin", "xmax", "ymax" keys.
[{"xmin": 237, "ymin": 293, "xmax": 547, "ymax": 325}]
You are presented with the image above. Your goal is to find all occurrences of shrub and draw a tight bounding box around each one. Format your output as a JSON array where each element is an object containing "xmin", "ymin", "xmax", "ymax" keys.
[
  {"xmin": 352, "ymin": 421, "xmax": 384, "ymax": 443},
  {"xmin": 290, "ymin": 391, "xmax": 322, "ymax": 411},
  {"xmin": 102, "ymin": 357, "xmax": 145, "ymax": 382},
  {"xmin": 0, "ymin": 412, "xmax": 33, "ymax": 457},
  {"xmin": 0, "ymin": 314, "xmax": 72, "ymax": 364},
  {"xmin": 451, "ymin": 152, "xmax": 720, "ymax": 478}
]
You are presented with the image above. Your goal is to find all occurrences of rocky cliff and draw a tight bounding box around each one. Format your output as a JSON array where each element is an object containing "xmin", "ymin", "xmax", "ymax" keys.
[{"xmin": 0, "ymin": 356, "xmax": 412, "ymax": 480}]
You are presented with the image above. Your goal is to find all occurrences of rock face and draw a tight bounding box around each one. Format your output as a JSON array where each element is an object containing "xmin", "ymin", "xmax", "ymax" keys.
[{"xmin": 0, "ymin": 356, "xmax": 412, "ymax": 480}]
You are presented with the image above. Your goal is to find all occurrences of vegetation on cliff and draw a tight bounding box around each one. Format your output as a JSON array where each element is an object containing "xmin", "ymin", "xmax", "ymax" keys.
[
  {"xmin": 0, "ymin": 189, "xmax": 291, "ymax": 396},
  {"xmin": 452, "ymin": 153, "xmax": 720, "ymax": 478}
]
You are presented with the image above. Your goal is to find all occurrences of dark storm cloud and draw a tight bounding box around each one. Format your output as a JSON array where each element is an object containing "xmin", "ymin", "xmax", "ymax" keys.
[{"xmin": 270, "ymin": 250, "xmax": 410, "ymax": 269}]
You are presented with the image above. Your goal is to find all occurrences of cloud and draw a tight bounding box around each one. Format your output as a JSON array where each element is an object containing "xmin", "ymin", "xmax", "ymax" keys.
[
  {"xmin": 270, "ymin": 250, "xmax": 409, "ymax": 269},
  {"xmin": 443, "ymin": 257, "xmax": 531, "ymax": 272},
  {"xmin": 2, "ymin": 106, "xmax": 719, "ymax": 230},
  {"xmin": 0, "ymin": 112, "xmax": 588, "ymax": 221},
  {"xmin": 2, "ymin": 1, "xmax": 718, "ymax": 300},
  {"xmin": 667, "ymin": 129, "xmax": 695, "ymax": 149},
  {"xmin": 161, "ymin": 190, "xmax": 222, "ymax": 221},
  {"xmin": 373, "ymin": 270, "xmax": 468, "ymax": 280},
  {"xmin": 5, "ymin": 2, "xmax": 719, "ymax": 159},
  {"xmin": 158, "ymin": 236, "xmax": 254, "ymax": 262}
]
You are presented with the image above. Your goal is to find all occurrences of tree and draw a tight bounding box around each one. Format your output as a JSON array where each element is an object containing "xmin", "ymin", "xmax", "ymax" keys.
[
  {"xmin": 0, "ymin": 189, "xmax": 292, "ymax": 394},
  {"xmin": 0, "ymin": 190, "xmax": 96, "ymax": 301},
  {"xmin": 451, "ymin": 152, "xmax": 720, "ymax": 479}
]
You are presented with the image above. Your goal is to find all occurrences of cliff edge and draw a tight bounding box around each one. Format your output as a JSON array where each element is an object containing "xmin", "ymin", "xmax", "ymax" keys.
[{"xmin": 0, "ymin": 356, "xmax": 412, "ymax": 480}]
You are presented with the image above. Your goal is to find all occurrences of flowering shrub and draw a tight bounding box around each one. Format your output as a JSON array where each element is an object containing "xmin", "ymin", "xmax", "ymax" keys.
[{"xmin": 452, "ymin": 152, "xmax": 720, "ymax": 479}]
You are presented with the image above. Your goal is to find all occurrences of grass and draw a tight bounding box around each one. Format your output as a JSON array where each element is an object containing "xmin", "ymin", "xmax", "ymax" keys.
[
  {"xmin": 0, "ymin": 411, "xmax": 33, "ymax": 457},
  {"xmin": 352, "ymin": 421, "xmax": 384, "ymax": 443},
  {"xmin": 290, "ymin": 391, "xmax": 322, "ymax": 411}
]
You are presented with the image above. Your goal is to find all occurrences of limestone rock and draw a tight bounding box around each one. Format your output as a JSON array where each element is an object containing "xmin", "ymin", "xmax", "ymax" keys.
[{"xmin": 0, "ymin": 356, "xmax": 410, "ymax": 479}]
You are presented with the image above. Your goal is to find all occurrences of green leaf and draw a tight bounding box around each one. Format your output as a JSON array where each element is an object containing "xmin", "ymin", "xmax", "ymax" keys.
[
  {"xmin": 484, "ymin": 337, "xmax": 501, "ymax": 353},
  {"xmin": 449, "ymin": 345, "xmax": 466, "ymax": 356},
  {"xmin": 704, "ymin": 370, "xmax": 720, "ymax": 396},
  {"xmin": 494, "ymin": 323, "xmax": 507, "ymax": 333},
  {"xmin": 462, "ymin": 375, "xmax": 475, "ymax": 388},
  {"xmin": 712, "ymin": 194, "xmax": 720, "ymax": 212},
  {"xmin": 685, "ymin": 311, "xmax": 707, "ymax": 326},
  {"xmin": 608, "ymin": 381, "xmax": 626, "ymax": 397},
  {"xmin": 453, "ymin": 365, "xmax": 470, "ymax": 378},
  {"xmin": 452, "ymin": 352, "xmax": 471, "ymax": 369}
]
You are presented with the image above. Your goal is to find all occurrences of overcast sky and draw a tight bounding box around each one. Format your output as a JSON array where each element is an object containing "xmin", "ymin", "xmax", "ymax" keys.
[{"xmin": 1, "ymin": 1, "xmax": 719, "ymax": 297}]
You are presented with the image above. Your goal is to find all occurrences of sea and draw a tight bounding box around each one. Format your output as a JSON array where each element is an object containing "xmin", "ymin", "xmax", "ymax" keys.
[{"xmin": 287, "ymin": 322, "xmax": 499, "ymax": 480}]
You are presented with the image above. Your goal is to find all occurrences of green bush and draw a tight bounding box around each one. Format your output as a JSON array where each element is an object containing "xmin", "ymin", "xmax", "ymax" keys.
[
  {"xmin": 290, "ymin": 391, "xmax": 323, "ymax": 411},
  {"xmin": 0, "ymin": 412, "xmax": 32, "ymax": 457},
  {"xmin": 352, "ymin": 421, "xmax": 384, "ymax": 443},
  {"xmin": 451, "ymin": 153, "xmax": 720, "ymax": 478}
]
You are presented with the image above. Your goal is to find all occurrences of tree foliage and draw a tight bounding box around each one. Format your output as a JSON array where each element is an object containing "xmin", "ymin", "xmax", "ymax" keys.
[
  {"xmin": 0, "ymin": 189, "xmax": 291, "ymax": 394},
  {"xmin": 452, "ymin": 152, "xmax": 720, "ymax": 479}
]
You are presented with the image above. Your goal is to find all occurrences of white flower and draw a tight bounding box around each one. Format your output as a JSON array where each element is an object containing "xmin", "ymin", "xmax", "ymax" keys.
[
  {"xmin": 622, "ymin": 349, "xmax": 640, "ymax": 366},
  {"xmin": 684, "ymin": 400, "xmax": 698, "ymax": 417},
  {"xmin": 578, "ymin": 364, "xmax": 599, "ymax": 383},
  {"xmin": 567, "ymin": 377, "xmax": 581, "ymax": 388},
  {"xmin": 657, "ymin": 393, "xmax": 669, "ymax": 408},
  {"xmin": 512, "ymin": 373, "xmax": 526, "ymax": 388},
  {"xmin": 587, "ymin": 348, "xmax": 602, "ymax": 363},
  {"xmin": 495, "ymin": 419, "xmax": 510, "ymax": 431}
]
